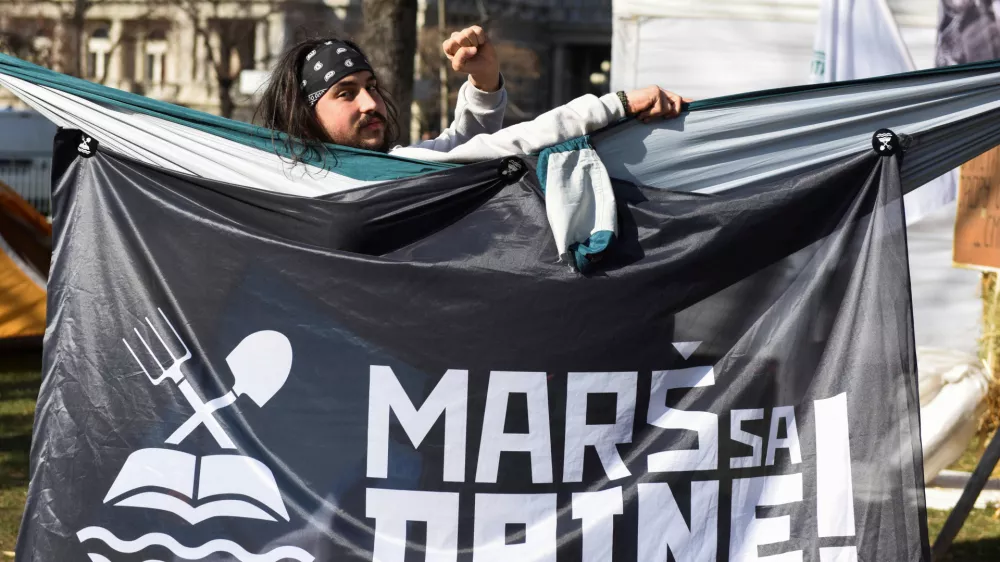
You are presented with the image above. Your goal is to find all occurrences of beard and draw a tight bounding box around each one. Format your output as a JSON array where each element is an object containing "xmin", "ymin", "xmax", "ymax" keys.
[
  {"xmin": 351, "ymin": 112, "xmax": 392, "ymax": 153},
  {"xmin": 323, "ymin": 112, "xmax": 393, "ymax": 153}
]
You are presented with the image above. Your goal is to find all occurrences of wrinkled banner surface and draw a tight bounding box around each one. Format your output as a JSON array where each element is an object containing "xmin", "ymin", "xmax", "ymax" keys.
[{"xmin": 18, "ymin": 129, "xmax": 929, "ymax": 562}]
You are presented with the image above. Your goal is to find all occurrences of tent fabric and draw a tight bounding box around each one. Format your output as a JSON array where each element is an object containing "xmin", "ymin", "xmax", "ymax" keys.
[
  {"xmin": 0, "ymin": 181, "xmax": 49, "ymax": 339},
  {"xmin": 609, "ymin": 1, "xmax": 940, "ymax": 98}
]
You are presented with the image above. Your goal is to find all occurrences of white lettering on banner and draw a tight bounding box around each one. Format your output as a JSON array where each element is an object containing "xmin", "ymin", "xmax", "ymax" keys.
[
  {"xmin": 647, "ymin": 366, "xmax": 719, "ymax": 472},
  {"xmin": 362, "ymin": 368, "xmax": 859, "ymax": 560},
  {"xmin": 563, "ymin": 372, "xmax": 637, "ymax": 482},
  {"xmin": 730, "ymin": 473, "xmax": 804, "ymax": 562},
  {"xmin": 765, "ymin": 406, "xmax": 802, "ymax": 466},
  {"xmin": 476, "ymin": 371, "xmax": 553, "ymax": 484},
  {"xmin": 367, "ymin": 366, "xmax": 468, "ymax": 482},
  {"xmin": 472, "ymin": 493, "xmax": 557, "ymax": 562},
  {"xmin": 571, "ymin": 487, "xmax": 624, "ymax": 562},
  {"xmin": 730, "ymin": 409, "xmax": 765, "ymax": 469},
  {"xmin": 366, "ymin": 488, "xmax": 460, "ymax": 562},
  {"xmin": 814, "ymin": 393, "xmax": 856, "ymax": 538},
  {"xmin": 638, "ymin": 481, "xmax": 719, "ymax": 562}
]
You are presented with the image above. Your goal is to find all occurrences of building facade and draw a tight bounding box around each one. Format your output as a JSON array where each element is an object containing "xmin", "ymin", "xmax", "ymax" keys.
[
  {"xmin": 0, "ymin": 0, "xmax": 360, "ymax": 120},
  {"xmin": 0, "ymin": 0, "xmax": 610, "ymax": 126}
]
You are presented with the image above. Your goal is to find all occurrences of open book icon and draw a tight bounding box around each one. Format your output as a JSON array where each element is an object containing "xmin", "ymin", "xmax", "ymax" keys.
[{"xmin": 103, "ymin": 448, "xmax": 289, "ymax": 524}]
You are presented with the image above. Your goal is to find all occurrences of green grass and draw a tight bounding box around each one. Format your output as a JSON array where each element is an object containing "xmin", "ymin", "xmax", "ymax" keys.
[
  {"xmin": 0, "ymin": 350, "xmax": 40, "ymax": 555},
  {"xmin": 946, "ymin": 429, "xmax": 1000, "ymax": 480},
  {"xmin": 925, "ymin": 428, "xmax": 1000, "ymax": 559},
  {"xmin": 0, "ymin": 352, "xmax": 999, "ymax": 559},
  {"xmin": 928, "ymin": 507, "xmax": 1000, "ymax": 561}
]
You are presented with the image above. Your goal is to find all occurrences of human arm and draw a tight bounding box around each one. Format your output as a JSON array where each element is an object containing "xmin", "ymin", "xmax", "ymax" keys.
[
  {"xmin": 391, "ymin": 86, "xmax": 689, "ymax": 163},
  {"xmin": 406, "ymin": 76, "xmax": 507, "ymax": 152},
  {"xmin": 405, "ymin": 25, "xmax": 507, "ymax": 152}
]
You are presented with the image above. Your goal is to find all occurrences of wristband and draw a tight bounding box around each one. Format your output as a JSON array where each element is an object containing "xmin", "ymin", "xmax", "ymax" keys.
[{"xmin": 616, "ymin": 91, "xmax": 631, "ymax": 117}]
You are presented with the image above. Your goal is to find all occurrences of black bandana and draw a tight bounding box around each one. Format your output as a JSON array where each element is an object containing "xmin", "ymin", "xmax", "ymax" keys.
[{"xmin": 299, "ymin": 41, "xmax": 375, "ymax": 107}]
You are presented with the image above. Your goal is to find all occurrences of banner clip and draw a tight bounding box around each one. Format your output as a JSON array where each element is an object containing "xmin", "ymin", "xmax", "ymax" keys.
[
  {"xmin": 498, "ymin": 157, "xmax": 527, "ymax": 183},
  {"xmin": 77, "ymin": 132, "xmax": 98, "ymax": 158},
  {"xmin": 871, "ymin": 129, "xmax": 900, "ymax": 156}
]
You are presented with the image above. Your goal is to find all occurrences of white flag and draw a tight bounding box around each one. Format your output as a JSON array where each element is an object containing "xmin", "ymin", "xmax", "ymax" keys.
[{"xmin": 810, "ymin": 0, "xmax": 957, "ymax": 224}]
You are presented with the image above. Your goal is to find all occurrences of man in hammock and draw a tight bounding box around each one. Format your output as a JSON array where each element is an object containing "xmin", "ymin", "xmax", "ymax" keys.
[{"xmin": 255, "ymin": 26, "xmax": 689, "ymax": 162}]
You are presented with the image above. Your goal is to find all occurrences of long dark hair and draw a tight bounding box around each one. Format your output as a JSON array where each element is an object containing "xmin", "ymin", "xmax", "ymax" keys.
[{"xmin": 253, "ymin": 36, "xmax": 401, "ymax": 162}]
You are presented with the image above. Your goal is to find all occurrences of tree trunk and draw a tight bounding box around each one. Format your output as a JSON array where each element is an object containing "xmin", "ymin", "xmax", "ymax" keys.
[
  {"xmin": 218, "ymin": 77, "xmax": 235, "ymax": 119},
  {"xmin": 70, "ymin": 0, "xmax": 89, "ymax": 77},
  {"xmin": 361, "ymin": 0, "xmax": 418, "ymax": 144}
]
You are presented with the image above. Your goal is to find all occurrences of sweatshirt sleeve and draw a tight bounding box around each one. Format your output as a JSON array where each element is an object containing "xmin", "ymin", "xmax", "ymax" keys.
[
  {"xmin": 390, "ymin": 92, "xmax": 627, "ymax": 163},
  {"xmin": 403, "ymin": 74, "xmax": 508, "ymax": 152}
]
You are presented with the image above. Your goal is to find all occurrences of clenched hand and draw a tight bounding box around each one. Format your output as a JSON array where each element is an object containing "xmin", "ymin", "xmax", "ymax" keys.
[{"xmin": 443, "ymin": 25, "xmax": 501, "ymax": 93}]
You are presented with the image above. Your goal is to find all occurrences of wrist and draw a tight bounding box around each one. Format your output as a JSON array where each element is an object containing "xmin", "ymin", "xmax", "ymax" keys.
[
  {"xmin": 616, "ymin": 91, "xmax": 632, "ymax": 117},
  {"xmin": 470, "ymin": 72, "xmax": 501, "ymax": 93}
]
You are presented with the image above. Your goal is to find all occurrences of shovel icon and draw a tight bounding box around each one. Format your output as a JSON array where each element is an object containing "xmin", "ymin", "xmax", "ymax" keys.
[{"xmin": 165, "ymin": 330, "xmax": 293, "ymax": 447}]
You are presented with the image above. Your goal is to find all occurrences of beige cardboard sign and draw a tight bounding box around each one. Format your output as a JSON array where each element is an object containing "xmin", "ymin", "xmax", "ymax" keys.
[{"xmin": 954, "ymin": 147, "xmax": 1000, "ymax": 270}]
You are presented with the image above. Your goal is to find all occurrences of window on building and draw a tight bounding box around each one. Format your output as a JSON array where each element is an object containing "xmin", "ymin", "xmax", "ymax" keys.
[
  {"xmin": 121, "ymin": 34, "xmax": 136, "ymax": 81},
  {"xmin": 87, "ymin": 25, "xmax": 112, "ymax": 79},
  {"xmin": 144, "ymin": 30, "xmax": 168, "ymax": 85}
]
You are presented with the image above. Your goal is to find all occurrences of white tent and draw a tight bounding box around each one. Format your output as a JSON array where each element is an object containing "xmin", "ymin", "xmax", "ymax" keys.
[{"xmin": 611, "ymin": 0, "xmax": 941, "ymax": 98}]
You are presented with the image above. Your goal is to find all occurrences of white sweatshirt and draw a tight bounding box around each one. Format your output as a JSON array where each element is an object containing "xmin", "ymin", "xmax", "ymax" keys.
[
  {"xmin": 390, "ymin": 79, "xmax": 627, "ymax": 163},
  {"xmin": 388, "ymin": 80, "xmax": 629, "ymax": 266},
  {"xmin": 395, "ymin": 76, "xmax": 509, "ymax": 153}
]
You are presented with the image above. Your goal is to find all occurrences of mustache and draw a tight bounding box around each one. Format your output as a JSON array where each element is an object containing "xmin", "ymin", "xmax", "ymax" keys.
[{"xmin": 357, "ymin": 112, "xmax": 387, "ymax": 129}]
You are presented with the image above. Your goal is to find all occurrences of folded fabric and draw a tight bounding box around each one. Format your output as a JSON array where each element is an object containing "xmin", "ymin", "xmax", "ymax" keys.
[{"xmin": 537, "ymin": 136, "xmax": 617, "ymax": 272}]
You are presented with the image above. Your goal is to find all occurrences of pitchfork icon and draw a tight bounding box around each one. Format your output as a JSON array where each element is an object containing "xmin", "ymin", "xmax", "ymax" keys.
[
  {"xmin": 123, "ymin": 309, "xmax": 293, "ymax": 449},
  {"xmin": 876, "ymin": 132, "xmax": 893, "ymax": 151}
]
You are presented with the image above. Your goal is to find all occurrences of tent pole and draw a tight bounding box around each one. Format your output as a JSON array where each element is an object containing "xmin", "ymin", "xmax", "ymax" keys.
[{"xmin": 931, "ymin": 427, "xmax": 1000, "ymax": 558}]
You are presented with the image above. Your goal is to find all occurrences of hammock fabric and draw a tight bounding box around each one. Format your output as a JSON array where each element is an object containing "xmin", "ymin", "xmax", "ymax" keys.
[{"xmin": 4, "ymin": 53, "xmax": 1000, "ymax": 194}]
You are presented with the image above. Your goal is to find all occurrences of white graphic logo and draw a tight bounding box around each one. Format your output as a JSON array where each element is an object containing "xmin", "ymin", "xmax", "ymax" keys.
[
  {"xmin": 336, "ymin": 47, "xmax": 347, "ymax": 55},
  {"xmin": 344, "ymin": 59, "xmax": 353, "ymax": 68},
  {"xmin": 78, "ymin": 135, "xmax": 93, "ymax": 155},
  {"xmin": 324, "ymin": 70, "xmax": 336, "ymax": 82},
  {"xmin": 305, "ymin": 49, "xmax": 316, "ymax": 61},
  {"xmin": 877, "ymin": 132, "xmax": 893, "ymax": 151},
  {"xmin": 77, "ymin": 308, "xmax": 312, "ymax": 562},
  {"xmin": 301, "ymin": 79, "xmax": 307, "ymax": 88},
  {"xmin": 313, "ymin": 61, "xmax": 323, "ymax": 71}
]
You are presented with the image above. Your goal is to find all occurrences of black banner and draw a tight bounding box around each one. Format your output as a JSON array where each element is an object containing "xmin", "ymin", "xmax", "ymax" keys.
[{"xmin": 17, "ymin": 129, "xmax": 928, "ymax": 562}]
